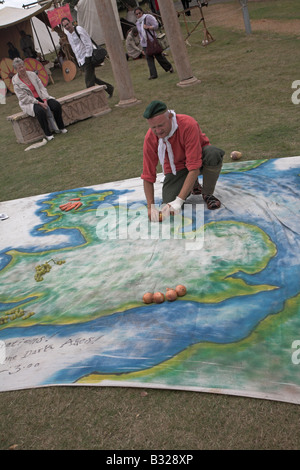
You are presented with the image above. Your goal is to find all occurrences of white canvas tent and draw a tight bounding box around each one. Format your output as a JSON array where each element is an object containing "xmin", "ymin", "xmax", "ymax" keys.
[
  {"xmin": 76, "ymin": 0, "xmax": 123, "ymax": 46},
  {"xmin": 0, "ymin": 2, "xmax": 59, "ymax": 60},
  {"xmin": 32, "ymin": 15, "xmax": 60, "ymax": 54}
]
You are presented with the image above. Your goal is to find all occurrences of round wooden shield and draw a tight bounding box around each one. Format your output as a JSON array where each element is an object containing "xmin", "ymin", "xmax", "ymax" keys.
[
  {"xmin": 24, "ymin": 58, "xmax": 49, "ymax": 87},
  {"xmin": 62, "ymin": 60, "xmax": 77, "ymax": 82},
  {"xmin": 0, "ymin": 58, "xmax": 15, "ymax": 93}
]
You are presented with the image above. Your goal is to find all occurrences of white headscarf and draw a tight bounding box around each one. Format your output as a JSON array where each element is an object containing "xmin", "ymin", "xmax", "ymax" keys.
[
  {"xmin": 157, "ymin": 110, "xmax": 178, "ymax": 175},
  {"xmin": 135, "ymin": 14, "xmax": 147, "ymax": 43}
]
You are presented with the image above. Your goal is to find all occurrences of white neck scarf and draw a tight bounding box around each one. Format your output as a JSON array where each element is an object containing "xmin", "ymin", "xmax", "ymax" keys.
[
  {"xmin": 158, "ymin": 110, "xmax": 178, "ymax": 175},
  {"xmin": 136, "ymin": 14, "xmax": 147, "ymax": 42}
]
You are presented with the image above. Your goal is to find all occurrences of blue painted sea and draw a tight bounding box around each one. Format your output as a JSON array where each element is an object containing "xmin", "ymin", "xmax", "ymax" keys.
[{"xmin": 0, "ymin": 158, "xmax": 299, "ymax": 387}]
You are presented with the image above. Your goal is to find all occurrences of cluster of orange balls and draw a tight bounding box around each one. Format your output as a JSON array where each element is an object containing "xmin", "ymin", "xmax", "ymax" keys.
[{"xmin": 143, "ymin": 285, "xmax": 187, "ymax": 304}]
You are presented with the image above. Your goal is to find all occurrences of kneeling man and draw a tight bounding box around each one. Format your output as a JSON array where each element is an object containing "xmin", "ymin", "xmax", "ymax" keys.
[{"xmin": 141, "ymin": 100, "xmax": 225, "ymax": 221}]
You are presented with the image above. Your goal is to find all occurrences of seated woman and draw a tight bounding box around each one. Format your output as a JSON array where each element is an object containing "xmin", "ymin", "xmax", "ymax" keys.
[
  {"xmin": 126, "ymin": 27, "xmax": 145, "ymax": 60},
  {"xmin": 12, "ymin": 58, "xmax": 67, "ymax": 141}
]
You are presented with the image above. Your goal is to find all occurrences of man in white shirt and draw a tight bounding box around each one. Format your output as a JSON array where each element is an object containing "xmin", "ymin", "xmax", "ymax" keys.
[{"xmin": 61, "ymin": 17, "xmax": 114, "ymax": 98}]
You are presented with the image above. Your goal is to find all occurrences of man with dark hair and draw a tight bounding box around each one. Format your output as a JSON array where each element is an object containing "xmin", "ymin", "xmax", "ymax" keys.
[
  {"xmin": 141, "ymin": 101, "xmax": 225, "ymax": 221},
  {"xmin": 61, "ymin": 17, "xmax": 114, "ymax": 98},
  {"xmin": 19, "ymin": 30, "xmax": 37, "ymax": 58},
  {"xmin": 7, "ymin": 42, "xmax": 20, "ymax": 60}
]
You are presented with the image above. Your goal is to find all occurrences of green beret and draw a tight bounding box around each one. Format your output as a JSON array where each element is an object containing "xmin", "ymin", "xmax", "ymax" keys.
[{"xmin": 143, "ymin": 100, "xmax": 168, "ymax": 119}]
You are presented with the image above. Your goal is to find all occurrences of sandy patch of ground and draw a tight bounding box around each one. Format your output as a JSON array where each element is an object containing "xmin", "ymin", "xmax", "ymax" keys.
[
  {"xmin": 247, "ymin": 18, "xmax": 300, "ymax": 35},
  {"xmin": 185, "ymin": 3, "xmax": 300, "ymax": 36}
]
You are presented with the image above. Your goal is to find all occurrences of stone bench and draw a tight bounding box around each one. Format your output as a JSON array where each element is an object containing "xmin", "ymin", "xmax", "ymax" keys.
[{"xmin": 7, "ymin": 85, "xmax": 111, "ymax": 144}]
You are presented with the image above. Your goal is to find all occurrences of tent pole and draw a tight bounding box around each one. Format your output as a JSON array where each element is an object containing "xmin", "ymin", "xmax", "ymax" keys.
[
  {"xmin": 40, "ymin": 11, "xmax": 60, "ymax": 63},
  {"xmin": 47, "ymin": 30, "xmax": 59, "ymax": 63},
  {"xmin": 31, "ymin": 18, "xmax": 45, "ymax": 60}
]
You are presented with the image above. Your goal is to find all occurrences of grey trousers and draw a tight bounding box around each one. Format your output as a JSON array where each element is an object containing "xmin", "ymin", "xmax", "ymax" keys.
[
  {"xmin": 162, "ymin": 145, "xmax": 224, "ymax": 204},
  {"xmin": 143, "ymin": 47, "xmax": 172, "ymax": 78},
  {"xmin": 34, "ymin": 99, "xmax": 64, "ymax": 137},
  {"xmin": 83, "ymin": 60, "xmax": 114, "ymax": 95}
]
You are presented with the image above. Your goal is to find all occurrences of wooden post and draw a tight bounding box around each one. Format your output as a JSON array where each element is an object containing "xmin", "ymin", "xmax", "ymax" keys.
[
  {"xmin": 94, "ymin": 0, "xmax": 140, "ymax": 107},
  {"xmin": 240, "ymin": 0, "xmax": 252, "ymax": 35},
  {"xmin": 157, "ymin": 0, "xmax": 200, "ymax": 87}
]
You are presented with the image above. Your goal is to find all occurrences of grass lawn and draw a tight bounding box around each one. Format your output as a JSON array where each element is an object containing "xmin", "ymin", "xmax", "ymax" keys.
[{"xmin": 0, "ymin": 0, "xmax": 300, "ymax": 450}]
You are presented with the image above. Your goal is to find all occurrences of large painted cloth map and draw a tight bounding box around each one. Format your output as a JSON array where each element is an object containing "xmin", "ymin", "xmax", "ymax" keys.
[{"xmin": 0, "ymin": 157, "xmax": 300, "ymax": 404}]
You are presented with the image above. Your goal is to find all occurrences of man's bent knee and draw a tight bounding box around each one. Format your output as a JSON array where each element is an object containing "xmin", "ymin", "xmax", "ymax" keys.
[{"xmin": 202, "ymin": 145, "xmax": 225, "ymax": 167}]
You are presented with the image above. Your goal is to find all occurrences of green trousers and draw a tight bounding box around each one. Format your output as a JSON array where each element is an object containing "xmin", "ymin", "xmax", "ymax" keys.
[{"xmin": 162, "ymin": 145, "xmax": 224, "ymax": 204}]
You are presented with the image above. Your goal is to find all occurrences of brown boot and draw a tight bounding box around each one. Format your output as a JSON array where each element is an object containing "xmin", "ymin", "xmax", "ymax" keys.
[{"xmin": 202, "ymin": 194, "xmax": 221, "ymax": 210}]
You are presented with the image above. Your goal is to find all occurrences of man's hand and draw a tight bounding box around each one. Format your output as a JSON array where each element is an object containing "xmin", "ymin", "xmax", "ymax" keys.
[
  {"xmin": 168, "ymin": 196, "xmax": 185, "ymax": 213},
  {"xmin": 148, "ymin": 205, "xmax": 161, "ymax": 222},
  {"xmin": 161, "ymin": 196, "xmax": 185, "ymax": 219}
]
